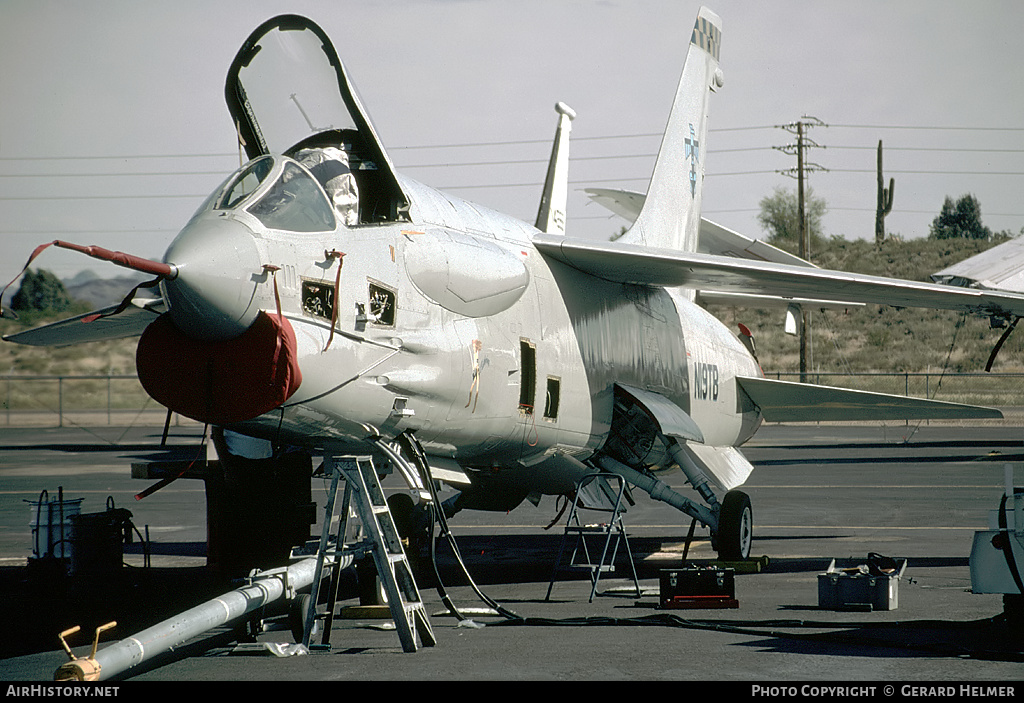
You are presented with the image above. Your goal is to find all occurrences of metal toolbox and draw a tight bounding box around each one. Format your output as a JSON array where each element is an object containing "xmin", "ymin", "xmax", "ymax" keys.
[
  {"xmin": 817, "ymin": 557, "xmax": 907, "ymax": 611},
  {"xmin": 660, "ymin": 566, "xmax": 738, "ymax": 609}
]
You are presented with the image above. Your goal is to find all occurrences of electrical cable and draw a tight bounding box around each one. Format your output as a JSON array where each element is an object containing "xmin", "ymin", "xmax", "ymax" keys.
[
  {"xmin": 371, "ymin": 435, "xmax": 465, "ymax": 622},
  {"xmin": 396, "ymin": 432, "xmax": 522, "ymax": 622}
]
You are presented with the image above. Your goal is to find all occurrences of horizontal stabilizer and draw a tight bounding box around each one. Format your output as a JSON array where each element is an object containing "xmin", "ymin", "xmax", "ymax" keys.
[
  {"xmin": 697, "ymin": 217, "xmax": 814, "ymax": 267},
  {"xmin": 533, "ymin": 234, "xmax": 1024, "ymax": 320},
  {"xmin": 736, "ymin": 375, "xmax": 1003, "ymax": 423},
  {"xmin": 2, "ymin": 298, "xmax": 165, "ymax": 347}
]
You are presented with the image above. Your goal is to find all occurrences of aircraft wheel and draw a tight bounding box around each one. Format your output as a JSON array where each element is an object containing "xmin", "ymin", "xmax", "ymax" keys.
[
  {"xmin": 388, "ymin": 493, "xmax": 417, "ymax": 540},
  {"xmin": 290, "ymin": 592, "xmax": 312, "ymax": 643},
  {"xmin": 356, "ymin": 558, "xmax": 388, "ymax": 606},
  {"xmin": 1004, "ymin": 594, "xmax": 1024, "ymax": 630},
  {"xmin": 717, "ymin": 490, "xmax": 753, "ymax": 561},
  {"xmin": 388, "ymin": 492, "xmax": 431, "ymax": 563}
]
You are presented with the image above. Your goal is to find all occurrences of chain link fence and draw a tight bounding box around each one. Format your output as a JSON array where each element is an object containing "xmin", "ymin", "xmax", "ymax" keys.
[{"xmin": 0, "ymin": 374, "xmax": 192, "ymax": 427}]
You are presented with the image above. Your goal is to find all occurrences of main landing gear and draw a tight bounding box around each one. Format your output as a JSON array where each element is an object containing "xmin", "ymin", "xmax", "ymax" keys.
[
  {"xmin": 714, "ymin": 490, "xmax": 753, "ymax": 561},
  {"xmin": 592, "ymin": 453, "xmax": 754, "ymax": 563}
]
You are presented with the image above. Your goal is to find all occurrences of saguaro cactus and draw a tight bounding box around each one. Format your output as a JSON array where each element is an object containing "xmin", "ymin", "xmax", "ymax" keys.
[{"xmin": 875, "ymin": 139, "xmax": 895, "ymax": 243}]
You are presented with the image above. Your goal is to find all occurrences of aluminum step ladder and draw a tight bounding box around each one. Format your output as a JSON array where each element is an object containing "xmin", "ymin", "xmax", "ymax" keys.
[
  {"xmin": 304, "ymin": 454, "xmax": 435, "ymax": 653},
  {"xmin": 545, "ymin": 473, "xmax": 641, "ymax": 603}
]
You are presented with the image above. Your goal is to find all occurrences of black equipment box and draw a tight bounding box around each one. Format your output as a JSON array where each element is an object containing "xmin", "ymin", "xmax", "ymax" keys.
[{"xmin": 659, "ymin": 567, "xmax": 738, "ymax": 609}]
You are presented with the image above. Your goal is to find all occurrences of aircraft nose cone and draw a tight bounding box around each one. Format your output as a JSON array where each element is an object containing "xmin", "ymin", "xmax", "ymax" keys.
[
  {"xmin": 137, "ymin": 214, "xmax": 303, "ymax": 424},
  {"xmin": 162, "ymin": 216, "xmax": 262, "ymax": 341}
]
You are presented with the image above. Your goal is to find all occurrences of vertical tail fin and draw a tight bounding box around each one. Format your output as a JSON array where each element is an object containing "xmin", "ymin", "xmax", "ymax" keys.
[
  {"xmin": 535, "ymin": 102, "xmax": 576, "ymax": 235},
  {"xmin": 618, "ymin": 6, "xmax": 722, "ymax": 254}
]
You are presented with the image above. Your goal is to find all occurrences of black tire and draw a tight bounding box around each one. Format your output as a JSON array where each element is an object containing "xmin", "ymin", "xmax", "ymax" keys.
[
  {"xmin": 1004, "ymin": 594, "xmax": 1024, "ymax": 633},
  {"xmin": 387, "ymin": 492, "xmax": 431, "ymax": 566},
  {"xmin": 356, "ymin": 558, "xmax": 389, "ymax": 606},
  {"xmin": 290, "ymin": 592, "xmax": 312, "ymax": 643},
  {"xmin": 388, "ymin": 493, "xmax": 417, "ymax": 540},
  {"xmin": 717, "ymin": 490, "xmax": 753, "ymax": 561}
]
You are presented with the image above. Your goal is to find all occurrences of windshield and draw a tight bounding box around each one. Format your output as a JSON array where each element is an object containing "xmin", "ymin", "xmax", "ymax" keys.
[
  {"xmin": 216, "ymin": 156, "xmax": 274, "ymax": 210},
  {"xmin": 247, "ymin": 161, "xmax": 336, "ymax": 232}
]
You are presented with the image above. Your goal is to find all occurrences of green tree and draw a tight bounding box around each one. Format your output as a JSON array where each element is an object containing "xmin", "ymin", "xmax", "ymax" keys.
[
  {"xmin": 757, "ymin": 186, "xmax": 827, "ymax": 258},
  {"xmin": 10, "ymin": 268, "xmax": 73, "ymax": 313},
  {"xmin": 929, "ymin": 193, "xmax": 991, "ymax": 240}
]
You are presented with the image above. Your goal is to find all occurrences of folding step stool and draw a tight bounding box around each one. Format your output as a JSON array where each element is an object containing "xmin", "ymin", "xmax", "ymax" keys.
[{"xmin": 546, "ymin": 473, "xmax": 641, "ymax": 603}]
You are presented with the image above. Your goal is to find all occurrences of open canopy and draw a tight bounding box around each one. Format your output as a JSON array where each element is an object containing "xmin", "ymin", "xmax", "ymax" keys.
[{"xmin": 225, "ymin": 15, "xmax": 408, "ymax": 223}]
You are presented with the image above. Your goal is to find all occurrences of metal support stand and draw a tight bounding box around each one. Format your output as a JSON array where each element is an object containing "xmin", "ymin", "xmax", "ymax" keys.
[
  {"xmin": 546, "ymin": 473, "xmax": 641, "ymax": 603},
  {"xmin": 304, "ymin": 454, "xmax": 435, "ymax": 653}
]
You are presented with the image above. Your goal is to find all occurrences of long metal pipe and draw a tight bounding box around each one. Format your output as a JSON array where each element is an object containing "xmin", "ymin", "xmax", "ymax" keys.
[{"xmin": 55, "ymin": 555, "xmax": 349, "ymax": 681}]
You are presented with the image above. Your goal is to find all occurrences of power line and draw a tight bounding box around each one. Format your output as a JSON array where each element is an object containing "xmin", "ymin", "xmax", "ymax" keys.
[
  {"xmin": 0, "ymin": 153, "xmax": 236, "ymax": 162},
  {"xmin": 0, "ymin": 194, "xmax": 208, "ymax": 201},
  {"xmin": 0, "ymin": 140, "xmax": 1014, "ymax": 177},
  {"xmin": 827, "ymin": 145, "xmax": 1024, "ymax": 154},
  {"xmin": 828, "ymin": 169, "xmax": 1024, "ymax": 176},
  {"xmin": 0, "ymin": 171, "xmax": 229, "ymax": 178},
  {"xmin": 0, "ymin": 123, "xmax": 1017, "ymax": 163},
  {"xmin": 830, "ymin": 123, "xmax": 1024, "ymax": 132}
]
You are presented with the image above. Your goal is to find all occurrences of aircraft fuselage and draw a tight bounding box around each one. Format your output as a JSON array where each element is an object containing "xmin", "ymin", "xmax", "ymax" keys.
[{"xmin": 153, "ymin": 166, "xmax": 763, "ymax": 497}]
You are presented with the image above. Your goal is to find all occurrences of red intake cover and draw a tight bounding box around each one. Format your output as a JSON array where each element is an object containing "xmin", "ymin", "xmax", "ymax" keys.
[{"xmin": 136, "ymin": 311, "xmax": 302, "ymax": 425}]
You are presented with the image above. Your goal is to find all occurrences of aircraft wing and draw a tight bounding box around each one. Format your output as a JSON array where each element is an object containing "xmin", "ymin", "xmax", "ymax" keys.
[
  {"xmin": 585, "ymin": 187, "xmax": 647, "ymax": 222},
  {"xmin": 932, "ymin": 236, "xmax": 1024, "ymax": 294},
  {"xmin": 586, "ymin": 188, "xmax": 813, "ymax": 267},
  {"xmin": 533, "ymin": 234, "xmax": 1024, "ymax": 319},
  {"xmin": 696, "ymin": 291, "xmax": 861, "ymax": 312},
  {"xmin": 736, "ymin": 375, "xmax": 1003, "ymax": 422},
  {"xmin": 697, "ymin": 217, "xmax": 814, "ymax": 267},
  {"xmin": 2, "ymin": 298, "xmax": 165, "ymax": 347}
]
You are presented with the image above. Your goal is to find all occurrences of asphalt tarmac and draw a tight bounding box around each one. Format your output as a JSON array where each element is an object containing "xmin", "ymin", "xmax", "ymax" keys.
[{"xmin": 1, "ymin": 422, "xmax": 1022, "ymax": 686}]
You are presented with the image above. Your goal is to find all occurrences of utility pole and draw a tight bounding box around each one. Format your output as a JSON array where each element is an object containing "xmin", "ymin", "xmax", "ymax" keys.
[{"xmin": 775, "ymin": 116, "xmax": 827, "ymax": 383}]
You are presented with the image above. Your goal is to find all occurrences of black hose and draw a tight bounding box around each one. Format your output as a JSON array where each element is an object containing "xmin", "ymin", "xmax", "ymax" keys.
[{"xmin": 396, "ymin": 432, "xmax": 521, "ymax": 622}]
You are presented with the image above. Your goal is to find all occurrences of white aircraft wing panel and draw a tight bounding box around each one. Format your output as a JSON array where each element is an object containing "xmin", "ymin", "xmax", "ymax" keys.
[
  {"xmin": 584, "ymin": 187, "xmax": 646, "ymax": 222},
  {"xmin": 932, "ymin": 236, "xmax": 1024, "ymax": 293},
  {"xmin": 3, "ymin": 299, "xmax": 165, "ymax": 347},
  {"xmin": 585, "ymin": 188, "xmax": 813, "ymax": 268},
  {"xmin": 533, "ymin": 234, "xmax": 1024, "ymax": 319},
  {"xmin": 696, "ymin": 291, "xmax": 863, "ymax": 311},
  {"xmin": 737, "ymin": 376, "xmax": 1002, "ymax": 422},
  {"xmin": 697, "ymin": 218, "xmax": 814, "ymax": 268}
]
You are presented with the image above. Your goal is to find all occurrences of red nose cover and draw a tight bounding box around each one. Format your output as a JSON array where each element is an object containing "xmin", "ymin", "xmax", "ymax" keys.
[{"xmin": 136, "ymin": 311, "xmax": 302, "ymax": 425}]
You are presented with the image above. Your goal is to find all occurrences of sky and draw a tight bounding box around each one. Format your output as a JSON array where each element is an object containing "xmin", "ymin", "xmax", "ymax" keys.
[{"xmin": 2, "ymin": 0, "xmax": 1022, "ymax": 292}]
